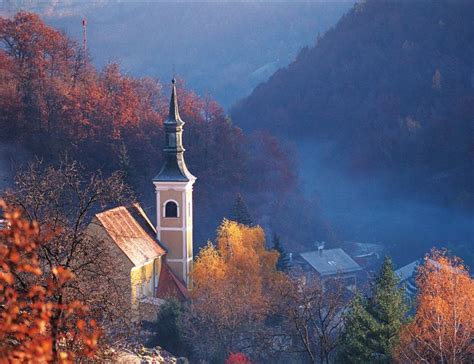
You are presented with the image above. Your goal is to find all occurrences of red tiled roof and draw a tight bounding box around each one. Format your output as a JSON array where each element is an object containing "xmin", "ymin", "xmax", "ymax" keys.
[
  {"xmin": 96, "ymin": 204, "xmax": 165, "ymax": 266},
  {"xmin": 156, "ymin": 261, "xmax": 189, "ymax": 301}
]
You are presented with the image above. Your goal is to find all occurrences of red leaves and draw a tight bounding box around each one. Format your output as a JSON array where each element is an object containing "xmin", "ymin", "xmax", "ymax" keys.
[
  {"xmin": 0, "ymin": 200, "xmax": 100, "ymax": 363},
  {"xmin": 51, "ymin": 266, "xmax": 75, "ymax": 287},
  {"xmin": 0, "ymin": 272, "xmax": 14, "ymax": 285},
  {"xmin": 226, "ymin": 352, "xmax": 252, "ymax": 364}
]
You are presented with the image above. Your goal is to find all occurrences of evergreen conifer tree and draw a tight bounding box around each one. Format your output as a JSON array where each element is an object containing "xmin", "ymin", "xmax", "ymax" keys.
[
  {"xmin": 146, "ymin": 299, "xmax": 188, "ymax": 355},
  {"xmin": 367, "ymin": 256, "xmax": 408, "ymax": 360},
  {"xmin": 337, "ymin": 293, "xmax": 377, "ymax": 363},
  {"xmin": 337, "ymin": 256, "xmax": 407, "ymax": 363},
  {"xmin": 229, "ymin": 194, "xmax": 253, "ymax": 226},
  {"xmin": 273, "ymin": 233, "xmax": 289, "ymax": 271}
]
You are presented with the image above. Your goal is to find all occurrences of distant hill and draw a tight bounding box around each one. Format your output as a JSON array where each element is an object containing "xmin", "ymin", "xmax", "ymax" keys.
[
  {"xmin": 232, "ymin": 0, "xmax": 474, "ymax": 209},
  {"xmin": 0, "ymin": 0, "xmax": 353, "ymax": 108}
]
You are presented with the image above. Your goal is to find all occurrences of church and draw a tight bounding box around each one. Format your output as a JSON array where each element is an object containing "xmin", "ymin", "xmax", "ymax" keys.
[{"xmin": 87, "ymin": 79, "xmax": 195, "ymax": 321}]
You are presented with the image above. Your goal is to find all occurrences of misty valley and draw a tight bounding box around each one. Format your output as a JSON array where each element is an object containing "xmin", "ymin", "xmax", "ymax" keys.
[
  {"xmin": 0, "ymin": 1, "xmax": 473, "ymax": 363},
  {"xmin": 297, "ymin": 140, "xmax": 474, "ymax": 266}
]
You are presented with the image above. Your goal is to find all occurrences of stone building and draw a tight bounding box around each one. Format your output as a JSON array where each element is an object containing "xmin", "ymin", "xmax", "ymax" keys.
[{"xmin": 87, "ymin": 79, "xmax": 194, "ymax": 321}]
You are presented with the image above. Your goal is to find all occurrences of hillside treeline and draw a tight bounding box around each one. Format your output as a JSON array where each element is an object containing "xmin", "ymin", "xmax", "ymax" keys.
[
  {"xmin": 232, "ymin": 0, "xmax": 474, "ymax": 210},
  {"xmin": 0, "ymin": 12, "xmax": 332, "ymax": 247}
]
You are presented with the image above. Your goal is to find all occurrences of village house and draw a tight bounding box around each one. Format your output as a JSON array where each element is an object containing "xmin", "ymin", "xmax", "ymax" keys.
[
  {"xmin": 395, "ymin": 259, "xmax": 419, "ymax": 297},
  {"xmin": 293, "ymin": 244, "xmax": 363, "ymax": 289},
  {"xmin": 395, "ymin": 257, "xmax": 471, "ymax": 299},
  {"xmin": 340, "ymin": 241, "xmax": 384, "ymax": 271},
  {"xmin": 87, "ymin": 79, "xmax": 195, "ymax": 322}
]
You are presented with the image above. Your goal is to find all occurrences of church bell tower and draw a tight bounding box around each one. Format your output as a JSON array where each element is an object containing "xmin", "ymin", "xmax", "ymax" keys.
[{"xmin": 153, "ymin": 78, "xmax": 196, "ymax": 287}]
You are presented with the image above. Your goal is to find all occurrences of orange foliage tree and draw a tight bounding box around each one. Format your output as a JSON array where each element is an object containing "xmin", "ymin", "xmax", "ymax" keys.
[
  {"xmin": 397, "ymin": 249, "xmax": 474, "ymax": 363},
  {"xmin": 185, "ymin": 219, "xmax": 283, "ymax": 361},
  {"xmin": 0, "ymin": 200, "xmax": 100, "ymax": 363},
  {"xmin": 0, "ymin": 12, "xmax": 83, "ymax": 137}
]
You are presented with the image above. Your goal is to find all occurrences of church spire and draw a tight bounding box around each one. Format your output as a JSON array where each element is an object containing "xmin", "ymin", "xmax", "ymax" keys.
[
  {"xmin": 153, "ymin": 78, "xmax": 196, "ymax": 288},
  {"xmin": 153, "ymin": 78, "xmax": 196, "ymax": 182},
  {"xmin": 168, "ymin": 78, "xmax": 184, "ymax": 126}
]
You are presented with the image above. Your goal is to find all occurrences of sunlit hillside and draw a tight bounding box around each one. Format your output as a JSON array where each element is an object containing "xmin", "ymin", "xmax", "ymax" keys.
[{"xmin": 1, "ymin": 0, "xmax": 354, "ymax": 108}]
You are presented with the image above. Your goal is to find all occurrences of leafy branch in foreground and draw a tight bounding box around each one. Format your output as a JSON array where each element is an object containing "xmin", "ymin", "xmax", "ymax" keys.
[{"xmin": 0, "ymin": 200, "xmax": 100, "ymax": 363}]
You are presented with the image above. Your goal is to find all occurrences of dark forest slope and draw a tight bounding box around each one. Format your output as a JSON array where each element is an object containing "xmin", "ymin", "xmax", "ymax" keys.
[{"xmin": 232, "ymin": 0, "xmax": 474, "ymax": 209}]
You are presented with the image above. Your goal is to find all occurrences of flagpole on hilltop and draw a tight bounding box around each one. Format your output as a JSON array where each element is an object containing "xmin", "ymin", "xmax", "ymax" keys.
[{"xmin": 82, "ymin": 18, "xmax": 87, "ymax": 66}]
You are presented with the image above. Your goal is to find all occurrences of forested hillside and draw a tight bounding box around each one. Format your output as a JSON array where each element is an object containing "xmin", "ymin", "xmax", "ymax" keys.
[
  {"xmin": 0, "ymin": 13, "xmax": 331, "ymax": 248},
  {"xmin": 0, "ymin": 0, "xmax": 353, "ymax": 108},
  {"xmin": 233, "ymin": 0, "xmax": 474, "ymax": 210}
]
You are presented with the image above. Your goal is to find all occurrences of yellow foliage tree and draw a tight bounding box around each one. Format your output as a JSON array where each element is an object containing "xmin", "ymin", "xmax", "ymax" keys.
[
  {"xmin": 397, "ymin": 249, "xmax": 474, "ymax": 363},
  {"xmin": 186, "ymin": 219, "xmax": 282, "ymax": 360}
]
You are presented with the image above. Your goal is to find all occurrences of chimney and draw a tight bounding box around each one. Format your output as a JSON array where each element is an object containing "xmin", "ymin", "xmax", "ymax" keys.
[{"xmin": 317, "ymin": 241, "xmax": 325, "ymax": 256}]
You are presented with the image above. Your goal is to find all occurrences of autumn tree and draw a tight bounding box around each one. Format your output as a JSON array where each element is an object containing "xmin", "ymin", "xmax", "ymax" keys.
[
  {"xmin": 397, "ymin": 250, "xmax": 474, "ymax": 363},
  {"xmin": 0, "ymin": 200, "xmax": 100, "ymax": 363},
  {"xmin": 0, "ymin": 12, "xmax": 84, "ymax": 140},
  {"xmin": 338, "ymin": 256, "xmax": 407, "ymax": 363},
  {"xmin": 4, "ymin": 159, "xmax": 135, "ymax": 344},
  {"xmin": 184, "ymin": 219, "xmax": 282, "ymax": 361}
]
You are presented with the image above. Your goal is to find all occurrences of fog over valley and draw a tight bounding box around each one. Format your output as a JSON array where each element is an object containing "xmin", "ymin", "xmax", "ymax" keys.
[{"xmin": 298, "ymin": 140, "xmax": 474, "ymax": 266}]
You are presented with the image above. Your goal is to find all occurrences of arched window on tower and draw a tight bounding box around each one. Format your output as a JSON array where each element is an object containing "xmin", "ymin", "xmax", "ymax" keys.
[{"xmin": 164, "ymin": 201, "xmax": 178, "ymax": 218}]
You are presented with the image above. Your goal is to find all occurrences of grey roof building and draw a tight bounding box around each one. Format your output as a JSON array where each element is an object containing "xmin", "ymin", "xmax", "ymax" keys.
[
  {"xmin": 395, "ymin": 258, "xmax": 466, "ymax": 298},
  {"xmin": 300, "ymin": 248, "xmax": 363, "ymax": 277},
  {"xmin": 395, "ymin": 260, "xmax": 419, "ymax": 297}
]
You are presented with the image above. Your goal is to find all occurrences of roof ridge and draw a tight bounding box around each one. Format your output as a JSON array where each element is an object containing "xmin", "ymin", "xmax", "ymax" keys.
[
  {"xmin": 95, "ymin": 205, "xmax": 127, "ymax": 217},
  {"xmin": 95, "ymin": 205, "xmax": 165, "ymax": 266},
  {"xmin": 132, "ymin": 202, "xmax": 157, "ymax": 235}
]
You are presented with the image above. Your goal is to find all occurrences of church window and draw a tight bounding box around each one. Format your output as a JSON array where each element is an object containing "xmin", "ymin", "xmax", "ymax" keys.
[{"xmin": 164, "ymin": 201, "xmax": 178, "ymax": 218}]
